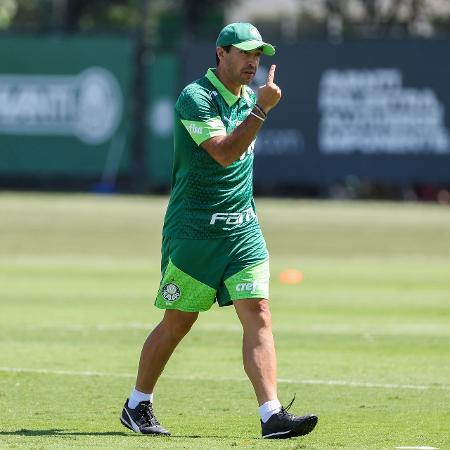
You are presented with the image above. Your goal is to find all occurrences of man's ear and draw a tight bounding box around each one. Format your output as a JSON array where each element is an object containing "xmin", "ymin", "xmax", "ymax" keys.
[{"xmin": 216, "ymin": 47, "xmax": 224, "ymax": 61}]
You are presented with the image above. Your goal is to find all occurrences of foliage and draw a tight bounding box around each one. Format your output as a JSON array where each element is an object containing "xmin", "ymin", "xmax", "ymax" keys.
[
  {"xmin": 296, "ymin": 0, "xmax": 450, "ymax": 37},
  {"xmin": 0, "ymin": 0, "xmax": 228, "ymax": 35},
  {"xmin": 2, "ymin": 0, "xmax": 449, "ymax": 38}
]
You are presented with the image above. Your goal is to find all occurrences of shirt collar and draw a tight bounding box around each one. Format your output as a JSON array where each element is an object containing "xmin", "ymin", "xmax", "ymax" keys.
[{"xmin": 206, "ymin": 68, "xmax": 252, "ymax": 107}]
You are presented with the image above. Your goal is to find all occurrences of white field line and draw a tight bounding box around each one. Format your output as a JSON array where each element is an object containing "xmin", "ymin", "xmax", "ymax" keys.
[
  {"xmin": 1, "ymin": 367, "xmax": 449, "ymax": 392},
  {"xmin": 396, "ymin": 447, "xmax": 439, "ymax": 449}
]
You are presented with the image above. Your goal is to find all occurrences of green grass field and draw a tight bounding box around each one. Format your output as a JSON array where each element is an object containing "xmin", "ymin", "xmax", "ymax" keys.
[{"xmin": 0, "ymin": 193, "xmax": 449, "ymax": 449}]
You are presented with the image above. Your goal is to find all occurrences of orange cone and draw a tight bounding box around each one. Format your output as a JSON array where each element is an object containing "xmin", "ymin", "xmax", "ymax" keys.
[{"xmin": 279, "ymin": 269, "xmax": 304, "ymax": 284}]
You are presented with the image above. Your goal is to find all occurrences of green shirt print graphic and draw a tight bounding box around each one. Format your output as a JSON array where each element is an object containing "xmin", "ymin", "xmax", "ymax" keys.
[{"xmin": 163, "ymin": 68, "xmax": 261, "ymax": 239}]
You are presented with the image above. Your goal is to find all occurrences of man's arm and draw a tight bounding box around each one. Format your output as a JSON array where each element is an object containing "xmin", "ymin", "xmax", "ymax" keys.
[{"xmin": 202, "ymin": 65, "xmax": 282, "ymax": 168}]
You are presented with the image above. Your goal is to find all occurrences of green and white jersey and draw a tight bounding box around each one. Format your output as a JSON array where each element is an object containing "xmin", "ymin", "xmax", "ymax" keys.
[{"xmin": 163, "ymin": 68, "xmax": 260, "ymax": 239}]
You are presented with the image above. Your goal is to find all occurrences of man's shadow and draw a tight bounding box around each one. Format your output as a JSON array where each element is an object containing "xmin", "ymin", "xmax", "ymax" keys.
[
  {"xmin": 0, "ymin": 429, "xmax": 128, "ymax": 436},
  {"xmin": 0, "ymin": 429, "xmax": 245, "ymax": 439}
]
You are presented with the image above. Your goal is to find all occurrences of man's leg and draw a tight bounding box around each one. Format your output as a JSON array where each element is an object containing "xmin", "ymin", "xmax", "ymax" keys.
[
  {"xmin": 136, "ymin": 309, "xmax": 198, "ymax": 393},
  {"xmin": 233, "ymin": 298, "xmax": 277, "ymax": 405},
  {"xmin": 120, "ymin": 309, "xmax": 198, "ymax": 435},
  {"xmin": 233, "ymin": 298, "xmax": 318, "ymax": 439}
]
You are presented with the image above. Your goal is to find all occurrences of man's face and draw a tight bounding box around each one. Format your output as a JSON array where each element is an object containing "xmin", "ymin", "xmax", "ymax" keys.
[{"xmin": 218, "ymin": 46, "xmax": 262, "ymax": 86}]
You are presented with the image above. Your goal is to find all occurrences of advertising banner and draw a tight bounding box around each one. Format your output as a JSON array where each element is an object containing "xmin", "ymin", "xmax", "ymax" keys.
[
  {"xmin": 0, "ymin": 36, "xmax": 132, "ymax": 177},
  {"xmin": 182, "ymin": 39, "xmax": 450, "ymax": 187}
]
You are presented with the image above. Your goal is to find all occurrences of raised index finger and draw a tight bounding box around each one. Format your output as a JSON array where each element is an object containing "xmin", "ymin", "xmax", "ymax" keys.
[{"xmin": 267, "ymin": 65, "xmax": 276, "ymax": 84}]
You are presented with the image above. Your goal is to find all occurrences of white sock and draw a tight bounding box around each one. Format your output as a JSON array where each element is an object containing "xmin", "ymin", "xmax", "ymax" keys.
[
  {"xmin": 128, "ymin": 388, "xmax": 154, "ymax": 409},
  {"xmin": 259, "ymin": 399, "xmax": 282, "ymax": 423}
]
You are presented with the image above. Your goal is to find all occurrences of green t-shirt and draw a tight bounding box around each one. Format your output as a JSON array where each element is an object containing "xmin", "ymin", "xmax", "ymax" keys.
[{"xmin": 163, "ymin": 68, "xmax": 260, "ymax": 239}]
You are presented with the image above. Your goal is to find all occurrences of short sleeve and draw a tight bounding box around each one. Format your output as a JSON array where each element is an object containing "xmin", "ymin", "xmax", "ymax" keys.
[{"xmin": 176, "ymin": 85, "xmax": 226, "ymax": 146}]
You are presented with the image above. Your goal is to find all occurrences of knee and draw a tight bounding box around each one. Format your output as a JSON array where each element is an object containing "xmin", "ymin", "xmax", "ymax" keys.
[
  {"xmin": 162, "ymin": 310, "xmax": 198, "ymax": 339},
  {"xmin": 239, "ymin": 299, "xmax": 272, "ymax": 329},
  {"xmin": 254, "ymin": 300, "xmax": 272, "ymax": 327}
]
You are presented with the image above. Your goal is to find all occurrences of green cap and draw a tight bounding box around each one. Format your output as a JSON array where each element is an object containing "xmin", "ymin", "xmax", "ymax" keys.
[{"xmin": 216, "ymin": 22, "xmax": 275, "ymax": 56}]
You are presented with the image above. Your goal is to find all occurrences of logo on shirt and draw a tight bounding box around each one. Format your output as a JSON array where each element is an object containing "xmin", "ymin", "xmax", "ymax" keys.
[
  {"xmin": 210, "ymin": 207, "xmax": 257, "ymax": 225},
  {"xmin": 240, "ymin": 139, "xmax": 255, "ymax": 160},
  {"xmin": 161, "ymin": 282, "xmax": 181, "ymax": 302}
]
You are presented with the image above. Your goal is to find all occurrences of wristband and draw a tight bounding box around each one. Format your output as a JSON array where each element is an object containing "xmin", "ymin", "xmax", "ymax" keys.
[
  {"xmin": 249, "ymin": 111, "xmax": 265, "ymax": 122},
  {"xmin": 255, "ymin": 103, "xmax": 267, "ymax": 118}
]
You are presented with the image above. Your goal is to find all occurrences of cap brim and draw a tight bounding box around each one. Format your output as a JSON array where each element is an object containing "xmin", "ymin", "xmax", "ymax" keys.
[{"xmin": 233, "ymin": 40, "xmax": 275, "ymax": 56}]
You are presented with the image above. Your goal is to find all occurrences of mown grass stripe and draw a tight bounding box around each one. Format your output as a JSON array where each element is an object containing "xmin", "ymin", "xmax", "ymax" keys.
[{"xmin": 1, "ymin": 366, "xmax": 448, "ymax": 391}]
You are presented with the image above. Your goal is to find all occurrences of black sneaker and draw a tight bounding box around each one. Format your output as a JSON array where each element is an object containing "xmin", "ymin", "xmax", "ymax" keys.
[
  {"xmin": 261, "ymin": 396, "xmax": 318, "ymax": 439},
  {"xmin": 120, "ymin": 399, "xmax": 171, "ymax": 435}
]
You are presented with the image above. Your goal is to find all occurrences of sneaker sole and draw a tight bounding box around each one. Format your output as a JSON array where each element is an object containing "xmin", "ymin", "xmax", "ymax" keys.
[{"xmin": 262, "ymin": 415, "xmax": 318, "ymax": 439}]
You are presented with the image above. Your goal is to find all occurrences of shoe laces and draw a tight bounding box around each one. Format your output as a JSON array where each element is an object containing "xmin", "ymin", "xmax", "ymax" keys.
[
  {"xmin": 280, "ymin": 394, "xmax": 296, "ymax": 418},
  {"xmin": 137, "ymin": 401, "xmax": 160, "ymax": 427}
]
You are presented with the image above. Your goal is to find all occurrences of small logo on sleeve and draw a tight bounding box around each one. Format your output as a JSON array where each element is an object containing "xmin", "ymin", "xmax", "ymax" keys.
[
  {"xmin": 187, "ymin": 123, "xmax": 203, "ymax": 135},
  {"xmin": 161, "ymin": 283, "xmax": 181, "ymax": 302}
]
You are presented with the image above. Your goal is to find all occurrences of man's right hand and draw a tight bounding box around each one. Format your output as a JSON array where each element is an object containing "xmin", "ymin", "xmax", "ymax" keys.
[{"xmin": 257, "ymin": 65, "xmax": 282, "ymax": 114}]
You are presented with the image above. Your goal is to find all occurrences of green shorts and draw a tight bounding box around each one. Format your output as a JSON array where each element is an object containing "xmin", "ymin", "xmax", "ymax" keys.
[{"xmin": 154, "ymin": 228, "xmax": 269, "ymax": 312}]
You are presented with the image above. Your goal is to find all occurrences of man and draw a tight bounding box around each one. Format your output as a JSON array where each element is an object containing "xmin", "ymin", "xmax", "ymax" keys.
[{"xmin": 120, "ymin": 22, "xmax": 318, "ymax": 439}]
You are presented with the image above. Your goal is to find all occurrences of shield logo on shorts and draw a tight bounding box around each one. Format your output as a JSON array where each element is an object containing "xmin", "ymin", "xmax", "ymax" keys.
[{"xmin": 161, "ymin": 282, "xmax": 181, "ymax": 302}]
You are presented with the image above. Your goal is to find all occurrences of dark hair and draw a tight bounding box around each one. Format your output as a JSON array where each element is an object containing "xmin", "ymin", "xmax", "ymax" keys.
[{"xmin": 216, "ymin": 45, "xmax": 232, "ymax": 66}]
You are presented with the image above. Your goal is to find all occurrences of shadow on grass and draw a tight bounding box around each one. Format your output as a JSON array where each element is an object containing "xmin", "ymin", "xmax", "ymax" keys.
[
  {"xmin": 171, "ymin": 435, "xmax": 259, "ymax": 440},
  {"xmin": 0, "ymin": 429, "xmax": 256, "ymax": 440},
  {"xmin": 0, "ymin": 429, "xmax": 128, "ymax": 436}
]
